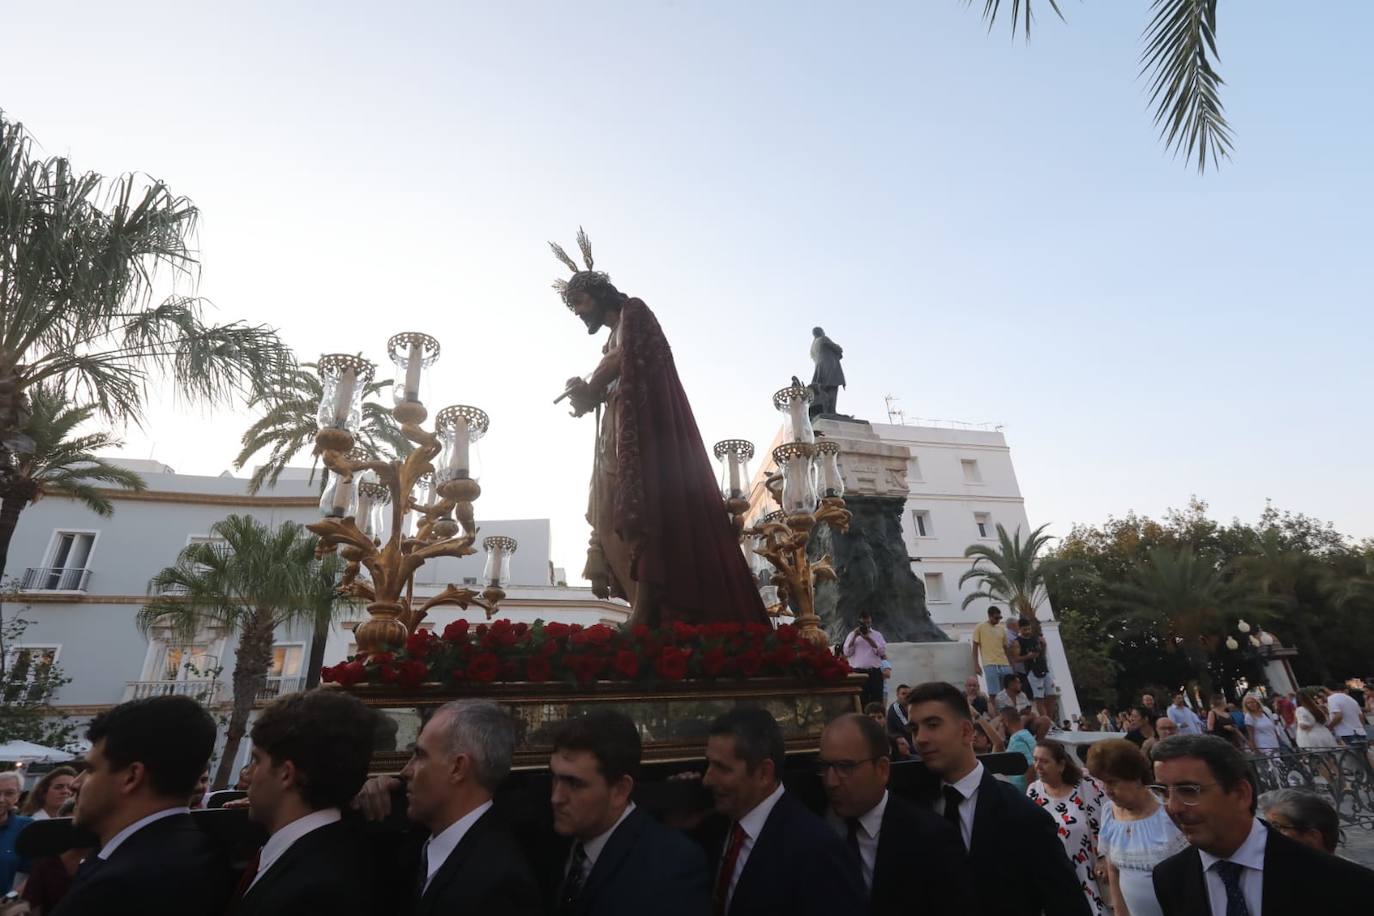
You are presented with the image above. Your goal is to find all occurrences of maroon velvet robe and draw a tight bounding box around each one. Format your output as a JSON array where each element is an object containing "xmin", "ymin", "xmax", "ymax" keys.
[{"xmin": 612, "ymin": 297, "xmax": 769, "ymax": 625}]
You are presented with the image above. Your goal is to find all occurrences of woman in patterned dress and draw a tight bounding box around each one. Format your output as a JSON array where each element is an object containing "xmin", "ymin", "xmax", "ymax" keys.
[{"xmin": 1027, "ymin": 739, "xmax": 1107, "ymax": 915}]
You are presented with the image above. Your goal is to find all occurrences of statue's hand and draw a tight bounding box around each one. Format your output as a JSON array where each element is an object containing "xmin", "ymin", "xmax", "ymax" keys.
[{"xmin": 565, "ymin": 379, "xmax": 598, "ymax": 417}]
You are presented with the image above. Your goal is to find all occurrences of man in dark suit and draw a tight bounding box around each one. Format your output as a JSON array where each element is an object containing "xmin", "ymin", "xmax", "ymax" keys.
[
  {"xmin": 548, "ymin": 709, "xmax": 710, "ymax": 915},
  {"xmin": 54, "ymin": 695, "xmax": 228, "ymax": 916},
  {"xmin": 230, "ymin": 689, "xmax": 379, "ymax": 916},
  {"xmin": 819, "ymin": 712, "xmax": 968, "ymax": 916},
  {"xmin": 1151, "ymin": 734, "xmax": 1374, "ymax": 915},
  {"xmin": 702, "ymin": 706, "xmax": 865, "ymax": 916},
  {"xmin": 885, "ymin": 684, "xmax": 911, "ymax": 740},
  {"xmin": 906, "ymin": 682, "xmax": 1090, "ymax": 916},
  {"xmin": 402, "ymin": 699, "xmax": 542, "ymax": 916}
]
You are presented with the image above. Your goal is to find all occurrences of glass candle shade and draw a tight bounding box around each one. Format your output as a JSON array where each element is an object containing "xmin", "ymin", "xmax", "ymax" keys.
[
  {"xmin": 319, "ymin": 472, "xmax": 357, "ymax": 518},
  {"xmin": 355, "ymin": 477, "xmax": 388, "ymax": 540},
  {"xmin": 816, "ymin": 440, "xmax": 844, "ymax": 499},
  {"xmin": 773, "ymin": 442, "xmax": 819, "ymax": 515},
  {"xmin": 386, "ymin": 332, "xmax": 440, "ymax": 409},
  {"xmin": 404, "ymin": 474, "xmax": 434, "ymax": 539},
  {"xmin": 772, "ymin": 382, "xmax": 815, "ymax": 444},
  {"xmin": 713, "ymin": 439, "xmax": 755, "ymax": 501},
  {"xmin": 316, "ymin": 355, "xmax": 375, "ymax": 432},
  {"xmin": 435, "ymin": 405, "xmax": 490, "ymax": 484},
  {"xmin": 482, "ymin": 536, "xmax": 518, "ymax": 588}
]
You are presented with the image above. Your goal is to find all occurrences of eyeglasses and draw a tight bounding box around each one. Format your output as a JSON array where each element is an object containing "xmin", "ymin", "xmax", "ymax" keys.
[
  {"xmin": 1147, "ymin": 782, "xmax": 1219, "ymax": 805},
  {"xmin": 815, "ymin": 756, "xmax": 881, "ymax": 777}
]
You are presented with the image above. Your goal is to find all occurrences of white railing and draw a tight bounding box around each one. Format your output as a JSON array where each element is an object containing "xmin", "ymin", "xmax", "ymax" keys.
[
  {"xmin": 257, "ymin": 675, "xmax": 305, "ymax": 700},
  {"xmin": 20, "ymin": 567, "xmax": 92, "ymax": 591},
  {"xmin": 124, "ymin": 678, "xmax": 221, "ymax": 703}
]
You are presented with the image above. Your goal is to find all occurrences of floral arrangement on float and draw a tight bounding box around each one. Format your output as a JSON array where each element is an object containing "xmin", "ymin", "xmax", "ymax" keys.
[{"xmin": 321, "ymin": 619, "xmax": 851, "ymax": 691}]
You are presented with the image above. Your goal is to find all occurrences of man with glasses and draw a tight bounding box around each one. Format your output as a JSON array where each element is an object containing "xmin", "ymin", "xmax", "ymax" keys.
[
  {"xmin": 1150, "ymin": 734, "xmax": 1374, "ymax": 915},
  {"xmin": 817, "ymin": 713, "xmax": 966, "ymax": 915}
]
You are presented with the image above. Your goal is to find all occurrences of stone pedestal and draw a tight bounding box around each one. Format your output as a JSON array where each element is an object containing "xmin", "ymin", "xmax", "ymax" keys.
[
  {"xmin": 885, "ymin": 641, "xmax": 973, "ymax": 690},
  {"xmin": 809, "ymin": 418, "xmax": 948, "ymax": 643}
]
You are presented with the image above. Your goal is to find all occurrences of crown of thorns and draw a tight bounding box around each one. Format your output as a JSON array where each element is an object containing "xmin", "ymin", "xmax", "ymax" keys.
[{"xmin": 549, "ymin": 227, "xmax": 611, "ymax": 310}]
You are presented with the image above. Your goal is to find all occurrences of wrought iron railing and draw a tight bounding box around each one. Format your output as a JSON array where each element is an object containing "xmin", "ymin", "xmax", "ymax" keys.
[
  {"xmin": 1248, "ymin": 745, "xmax": 1374, "ymax": 831},
  {"xmin": 124, "ymin": 678, "xmax": 221, "ymax": 704},
  {"xmin": 20, "ymin": 566, "xmax": 92, "ymax": 591}
]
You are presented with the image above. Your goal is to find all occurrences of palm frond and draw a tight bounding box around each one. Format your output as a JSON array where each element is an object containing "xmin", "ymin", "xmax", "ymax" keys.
[
  {"xmin": 549, "ymin": 241, "xmax": 579, "ymax": 274},
  {"xmin": 1140, "ymin": 0, "xmax": 1232, "ymax": 173},
  {"xmin": 576, "ymin": 227, "xmax": 594, "ymax": 271},
  {"xmin": 968, "ymin": 0, "xmax": 1064, "ymax": 41}
]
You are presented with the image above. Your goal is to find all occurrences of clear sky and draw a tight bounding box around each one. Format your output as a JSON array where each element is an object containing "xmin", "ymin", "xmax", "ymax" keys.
[{"xmin": 4, "ymin": 1, "xmax": 1372, "ymax": 578}]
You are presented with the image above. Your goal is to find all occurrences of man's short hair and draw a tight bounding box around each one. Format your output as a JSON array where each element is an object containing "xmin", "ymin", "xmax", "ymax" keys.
[
  {"xmin": 896, "ymin": 683, "xmax": 910, "ymax": 692},
  {"xmin": 907, "ymin": 682, "xmax": 971, "ymax": 721},
  {"xmin": 863, "ymin": 701, "xmax": 885, "ymax": 716},
  {"xmin": 987, "ymin": 606, "xmax": 1002, "ymax": 618},
  {"xmin": 1002, "ymin": 673, "xmax": 1020, "ymax": 688},
  {"xmin": 708, "ymin": 706, "xmax": 784, "ymax": 775},
  {"xmin": 0, "ymin": 771, "xmax": 20, "ymax": 791},
  {"xmin": 432, "ymin": 700, "xmax": 517, "ymax": 792},
  {"xmin": 550, "ymin": 710, "xmax": 642, "ymax": 784},
  {"xmin": 250, "ymin": 689, "xmax": 379, "ymax": 809},
  {"xmin": 998, "ymin": 705, "xmax": 1020, "ymax": 721},
  {"xmin": 86, "ymin": 695, "xmax": 215, "ymax": 799},
  {"xmin": 1150, "ymin": 735, "xmax": 1258, "ymax": 813},
  {"xmin": 834, "ymin": 712, "xmax": 888, "ymax": 760}
]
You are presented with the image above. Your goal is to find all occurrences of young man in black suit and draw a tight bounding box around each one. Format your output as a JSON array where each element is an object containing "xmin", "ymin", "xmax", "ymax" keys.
[
  {"xmin": 54, "ymin": 695, "xmax": 226, "ymax": 916},
  {"xmin": 702, "ymin": 706, "xmax": 865, "ymax": 916},
  {"xmin": 548, "ymin": 710, "xmax": 710, "ymax": 916},
  {"xmin": 906, "ymin": 681, "xmax": 1090, "ymax": 916},
  {"xmin": 230, "ymin": 689, "xmax": 379, "ymax": 916},
  {"xmin": 401, "ymin": 699, "xmax": 542, "ymax": 916},
  {"xmin": 818, "ymin": 712, "xmax": 968, "ymax": 916},
  {"xmin": 1151, "ymin": 734, "xmax": 1374, "ymax": 915}
]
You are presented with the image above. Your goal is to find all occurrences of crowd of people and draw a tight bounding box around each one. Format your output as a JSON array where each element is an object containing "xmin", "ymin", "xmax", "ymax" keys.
[{"xmin": 1, "ymin": 675, "xmax": 1373, "ymax": 916}]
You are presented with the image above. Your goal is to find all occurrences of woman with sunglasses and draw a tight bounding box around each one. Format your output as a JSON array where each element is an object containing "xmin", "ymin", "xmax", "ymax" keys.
[{"xmin": 1087, "ymin": 739, "xmax": 1186, "ymax": 916}]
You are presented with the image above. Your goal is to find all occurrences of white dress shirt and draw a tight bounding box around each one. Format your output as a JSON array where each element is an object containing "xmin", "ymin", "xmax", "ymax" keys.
[
  {"xmin": 98, "ymin": 806, "xmax": 189, "ymax": 860},
  {"xmin": 1198, "ymin": 818, "xmax": 1267, "ymax": 916},
  {"xmin": 248, "ymin": 807, "xmax": 341, "ymax": 890},
  {"xmin": 935, "ymin": 761, "xmax": 984, "ymax": 850},
  {"xmin": 827, "ymin": 790, "xmax": 887, "ymax": 891},
  {"xmin": 723, "ymin": 782, "xmax": 785, "ymax": 911},
  {"xmin": 566, "ymin": 802, "xmax": 636, "ymax": 885},
  {"xmin": 422, "ymin": 799, "xmax": 493, "ymax": 893},
  {"xmin": 1327, "ymin": 692, "xmax": 1363, "ymax": 738}
]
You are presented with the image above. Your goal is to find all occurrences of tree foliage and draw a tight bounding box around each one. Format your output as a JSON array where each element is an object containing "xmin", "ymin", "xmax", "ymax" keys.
[
  {"xmin": 960, "ymin": 522, "xmax": 1065, "ymax": 624},
  {"xmin": 0, "ymin": 606, "xmax": 76, "ymax": 750}
]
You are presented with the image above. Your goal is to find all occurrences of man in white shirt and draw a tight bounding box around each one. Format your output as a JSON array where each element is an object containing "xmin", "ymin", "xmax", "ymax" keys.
[
  {"xmin": 548, "ymin": 710, "xmax": 709, "ymax": 916},
  {"xmin": 993, "ymin": 673, "xmax": 1032, "ymax": 714},
  {"xmin": 1324, "ymin": 683, "xmax": 1367, "ymax": 748},
  {"xmin": 818, "ymin": 713, "xmax": 966, "ymax": 915},
  {"xmin": 400, "ymin": 700, "xmax": 541, "ymax": 916},
  {"xmin": 843, "ymin": 612, "xmax": 888, "ymax": 707},
  {"xmin": 230, "ymin": 689, "xmax": 378, "ymax": 916},
  {"xmin": 1167, "ymin": 692, "xmax": 1205, "ymax": 735},
  {"xmin": 56, "ymin": 695, "xmax": 222, "ymax": 916},
  {"xmin": 702, "ymin": 706, "xmax": 864, "ymax": 916},
  {"xmin": 1151, "ymin": 734, "xmax": 1374, "ymax": 915}
]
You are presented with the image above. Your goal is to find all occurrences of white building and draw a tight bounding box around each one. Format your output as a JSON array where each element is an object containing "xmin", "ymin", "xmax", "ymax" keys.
[
  {"xmin": 4, "ymin": 458, "xmax": 625, "ymax": 772},
  {"xmin": 748, "ymin": 418, "xmax": 1081, "ymax": 721}
]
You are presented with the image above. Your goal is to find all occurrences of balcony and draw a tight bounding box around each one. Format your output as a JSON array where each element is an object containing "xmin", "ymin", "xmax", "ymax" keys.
[
  {"xmin": 124, "ymin": 678, "xmax": 222, "ymax": 703},
  {"xmin": 20, "ymin": 567, "xmax": 92, "ymax": 592},
  {"xmin": 257, "ymin": 675, "xmax": 305, "ymax": 701}
]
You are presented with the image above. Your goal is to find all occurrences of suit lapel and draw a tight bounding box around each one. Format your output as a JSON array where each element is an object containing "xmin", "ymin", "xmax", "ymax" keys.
[
  {"xmin": 968, "ymin": 769, "xmax": 1000, "ymax": 859},
  {"xmin": 1257, "ymin": 824, "xmax": 1291, "ymax": 916},
  {"xmin": 238, "ymin": 821, "xmax": 331, "ymax": 910},
  {"xmin": 419, "ymin": 808, "xmax": 494, "ymax": 916},
  {"xmin": 730, "ymin": 792, "xmax": 790, "ymax": 913},
  {"xmin": 575, "ymin": 807, "xmax": 644, "ymax": 913},
  {"xmin": 870, "ymin": 798, "xmax": 901, "ymax": 901}
]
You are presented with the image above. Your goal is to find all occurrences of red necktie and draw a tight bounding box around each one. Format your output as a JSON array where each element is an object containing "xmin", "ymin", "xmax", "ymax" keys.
[
  {"xmin": 229, "ymin": 847, "xmax": 261, "ymax": 909},
  {"xmin": 713, "ymin": 823, "xmax": 747, "ymax": 916}
]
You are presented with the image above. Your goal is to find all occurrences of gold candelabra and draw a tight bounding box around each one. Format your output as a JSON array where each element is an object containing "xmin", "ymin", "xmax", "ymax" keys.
[
  {"xmin": 307, "ymin": 337, "xmax": 516, "ymax": 655},
  {"xmin": 718, "ymin": 384, "xmax": 851, "ymax": 648}
]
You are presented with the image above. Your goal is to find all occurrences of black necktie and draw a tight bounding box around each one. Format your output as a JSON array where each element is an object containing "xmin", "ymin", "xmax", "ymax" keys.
[
  {"xmin": 1214, "ymin": 860, "xmax": 1251, "ymax": 916},
  {"xmin": 942, "ymin": 785, "xmax": 965, "ymax": 842},
  {"xmin": 415, "ymin": 840, "xmax": 430, "ymax": 899},
  {"xmin": 844, "ymin": 818, "xmax": 865, "ymax": 886},
  {"xmin": 560, "ymin": 842, "xmax": 588, "ymax": 914}
]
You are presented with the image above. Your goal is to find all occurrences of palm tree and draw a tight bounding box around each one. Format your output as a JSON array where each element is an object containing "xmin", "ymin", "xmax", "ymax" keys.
[
  {"xmin": 1103, "ymin": 544, "xmax": 1255, "ymax": 696},
  {"xmin": 233, "ymin": 363, "xmax": 409, "ymax": 494},
  {"xmin": 972, "ymin": 1, "xmax": 1232, "ymax": 172},
  {"xmin": 960, "ymin": 522, "xmax": 1063, "ymax": 624},
  {"xmin": 138, "ymin": 515, "xmax": 350, "ymax": 788},
  {"xmin": 0, "ymin": 386, "xmax": 146, "ymax": 580},
  {"xmin": 0, "ymin": 113, "xmax": 289, "ymax": 463}
]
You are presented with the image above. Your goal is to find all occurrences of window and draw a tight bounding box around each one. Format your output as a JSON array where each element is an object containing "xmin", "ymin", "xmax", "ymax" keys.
[
  {"xmin": 975, "ymin": 512, "xmax": 992, "ymax": 538},
  {"xmin": 160, "ymin": 644, "xmax": 217, "ymax": 681},
  {"xmin": 462, "ymin": 576, "xmax": 478, "ymax": 586},
  {"xmin": 269, "ymin": 645, "xmax": 304, "ymax": 679},
  {"xmin": 4, "ymin": 645, "xmax": 58, "ymax": 679},
  {"xmin": 912, "ymin": 510, "xmax": 933, "ymax": 538},
  {"xmin": 924, "ymin": 573, "xmax": 946, "ymax": 603},
  {"xmin": 960, "ymin": 459, "xmax": 982, "ymax": 484},
  {"xmin": 22, "ymin": 531, "xmax": 96, "ymax": 590}
]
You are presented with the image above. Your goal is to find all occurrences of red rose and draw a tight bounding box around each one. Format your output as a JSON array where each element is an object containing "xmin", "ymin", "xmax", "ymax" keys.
[
  {"xmin": 775, "ymin": 625, "xmax": 798, "ymax": 644},
  {"xmin": 631, "ymin": 624, "xmax": 651, "ymax": 639},
  {"xmin": 671, "ymin": 621, "xmax": 700, "ymax": 641},
  {"xmin": 612, "ymin": 650, "xmax": 640, "ymax": 679},
  {"xmin": 544, "ymin": 621, "xmax": 571, "ymax": 639},
  {"xmin": 442, "ymin": 619, "xmax": 470, "ymax": 642},
  {"xmin": 656, "ymin": 647, "xmax": 689, "ymax": 681},
  {"xmin": 405, "ymin": 631, "xmax": 433, "ymax": 657},
  {"xmin": 745, "ymin": 623, "xmax": 770, "ymax": 637},
  {"xmin": 369, "ymin": 651, "xmax": 394, "ymax": 667},
  {"xmin": 467, "ymin": 653, "xmax": 501, "ymax": 683},
  {"xmin": 737, "ymin": 649, "xmax": 763, "ymax": 678},
  {"xmin": 701, "ymin": 648, "xmax": 727, "ymax": 677},
  {"xmin": 378, "ymin": 663, "xmax": 398, "ymax": 683},
  {"xmin": 397, "ymin": 659, "xmax": 429, "ymax": 689},
  {"xmin": 525, "ymin": 656, "xmax": 553, "ymax": 682},
  {"xmin": 769, "ymin": 644, "xmax": 797, "ymax": 668}
]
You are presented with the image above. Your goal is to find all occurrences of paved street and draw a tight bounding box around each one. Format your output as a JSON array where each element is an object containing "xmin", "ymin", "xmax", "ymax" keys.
[{"xmin": 1342, "ymin": 824, "xmax": 1374, "ymax": 867}]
